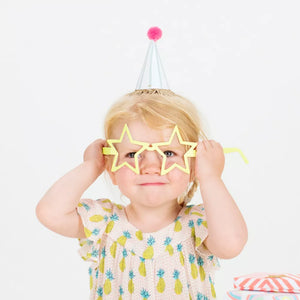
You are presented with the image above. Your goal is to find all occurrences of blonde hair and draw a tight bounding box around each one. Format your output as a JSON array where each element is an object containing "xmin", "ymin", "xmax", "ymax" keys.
[{"xmin": 104, "ymin": 89, "xmax": 207, "ymax": 205}]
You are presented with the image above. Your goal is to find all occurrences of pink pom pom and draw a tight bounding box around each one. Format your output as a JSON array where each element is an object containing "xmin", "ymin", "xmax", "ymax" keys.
[{"xmin": 147, "ymin": 27, "xmax": 162, "ymax": 41}]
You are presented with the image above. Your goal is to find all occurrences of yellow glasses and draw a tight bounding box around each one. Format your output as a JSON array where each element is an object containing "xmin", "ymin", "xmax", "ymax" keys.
[{"xmin": 103, "ymin": 124, "xmax": 248, "ymax": 175}]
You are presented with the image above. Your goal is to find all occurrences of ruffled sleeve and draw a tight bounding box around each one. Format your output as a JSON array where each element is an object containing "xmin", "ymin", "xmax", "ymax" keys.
[
  {"xmin": 188, "ymin": 204, "xmax": 220, "ymax": 271},
  {"xmin": 76, "ymin": 198, "xmax": 114, "ymax": 263}
]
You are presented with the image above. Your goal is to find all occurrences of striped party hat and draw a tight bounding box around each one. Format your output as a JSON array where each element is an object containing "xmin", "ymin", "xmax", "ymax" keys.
[{"xmin": 136, "ymin": 27, "xmax": 169, "ymax": 90}]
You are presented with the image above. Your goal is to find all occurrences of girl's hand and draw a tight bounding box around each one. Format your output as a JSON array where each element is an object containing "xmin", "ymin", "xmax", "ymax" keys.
[
  {"xmin": 195, "ymin": 140, "xmax": 225, "ymax": 183},
  {"xmin": 83, "ymin": 139, "xmax": 106, "ymax": 171}
]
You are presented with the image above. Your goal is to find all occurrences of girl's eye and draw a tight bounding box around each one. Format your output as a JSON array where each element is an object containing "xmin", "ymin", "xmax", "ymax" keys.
[
  {"xmin": 164, "ymin": 150, "xmax": 175, "ymax": 157},
  {"xmin": 126, "ymin": 152, "xmax": 136, "ymax": 158}
]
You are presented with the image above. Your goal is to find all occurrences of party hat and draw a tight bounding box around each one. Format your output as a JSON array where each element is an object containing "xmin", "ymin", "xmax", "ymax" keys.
[{"xmin": 136, "ymin": 27, "xmax": 170, "ymax": 90}]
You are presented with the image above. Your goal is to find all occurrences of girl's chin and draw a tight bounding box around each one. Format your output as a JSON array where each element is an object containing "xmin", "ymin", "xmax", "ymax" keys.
[{"xmin": 129, "ymin": 197, "xmax": 179, "ymax": 208}]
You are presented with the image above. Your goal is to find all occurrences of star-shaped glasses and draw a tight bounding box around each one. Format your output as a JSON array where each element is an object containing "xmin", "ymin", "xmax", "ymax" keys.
[{"xmin": 103, "ymin": 124, "xmax": 248, "ymax": 175}]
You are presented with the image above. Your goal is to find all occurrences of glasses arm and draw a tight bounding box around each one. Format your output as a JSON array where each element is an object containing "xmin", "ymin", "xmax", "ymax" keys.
[{"xmin": 189, "ymin": 147, "xmax": 248, "ymax": 164}]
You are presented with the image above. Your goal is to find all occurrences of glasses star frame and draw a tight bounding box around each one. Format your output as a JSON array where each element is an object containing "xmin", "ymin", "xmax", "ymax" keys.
[
  {"xmin": 102, "ymin": 124, "xmax": 197, "ymax": 175},
  {"xmin": 102, "ymin": 124, "xmax": 248, "ymax": 175}
]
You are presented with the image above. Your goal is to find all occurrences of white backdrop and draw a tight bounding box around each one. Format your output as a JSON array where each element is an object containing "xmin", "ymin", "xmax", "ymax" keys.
[{"xmin": 1, "ymin": 1, "xmax": 300, "ymax": 299}]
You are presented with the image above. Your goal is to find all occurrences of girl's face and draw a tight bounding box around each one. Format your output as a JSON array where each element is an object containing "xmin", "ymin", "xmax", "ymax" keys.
[{"xmin": 108, "ymin": 120, "xmax": 192, "ymax": 208}]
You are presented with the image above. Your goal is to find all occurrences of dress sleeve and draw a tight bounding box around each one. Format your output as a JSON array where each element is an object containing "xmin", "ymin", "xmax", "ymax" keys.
[
  {"xmin": 189, "ymin": 204, "xmax": 220, "ymax": 270},
  {"xmin": 76, "ymin": 198, "xmax": 113, "ymax": 263}
]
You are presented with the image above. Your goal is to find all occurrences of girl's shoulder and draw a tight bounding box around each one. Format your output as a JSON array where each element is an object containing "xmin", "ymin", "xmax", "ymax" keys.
[
  {"xmin": 183, "ymin": 203, "xmax": 205, "ymax": 215},
  {"xmin": 76, "ymin": 198, "xmax": 125, "ymax": 241},
  {"xmin": 180, "ymin": 203, "xmax": 206, "ymax": 223},
  {"xmin": 78, "ymin": 198, "xmax": 124, "ymax": 214},
  {"xmin": 179, "ymin": 203, "xmax": 209, "ymax": 249}
]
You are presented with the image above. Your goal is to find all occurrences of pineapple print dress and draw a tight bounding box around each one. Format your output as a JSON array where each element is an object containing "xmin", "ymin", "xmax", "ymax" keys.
[{"xmin": 77, "ymin": 198, "xmax": 220, "ymax": 300}]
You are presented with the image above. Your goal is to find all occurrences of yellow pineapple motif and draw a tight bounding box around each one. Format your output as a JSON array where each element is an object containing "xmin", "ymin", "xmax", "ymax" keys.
[
  {"xmin": 189, "ymin": 254, "xmax": 198, "ymax": 279},
  {"xmin": 84, "ymin": 226, "xmax": 100, "ymax": 241},
  {"xmin": 116, "ymin": 204, "xmax": 123, "ymax": 209},
  {"xmin": 89, "ymin": 214, "xmax": 104, "ymax": 222},
  {"xmin": 88, "ymin": 267, "xmax": 93, "ymax": 290},
  {"xmin": 176, "ymin": 243, "xmax": 185, "ymax": 266},
  {"xmin": 104, "ymin": 269, "xmax": 114, "ymax": 295},
  {"xmin": 173, "ymin": 270, "xmax": 183, "ymax": 295},
  {"xmin": 102, "ymin": 205, "xmax": 112, "ymax": 213},
  {"xmin": 195, "ymin": 218, "xmax": 206, "ymax": 247},
  {"xmin": 85, "ymin": 252, "xmax": 92, "ymax": 260},
  {"xmin": 110, "ymin": 241, "xmax": 117, "ymax": 258},
  {"xmin": 88, "ymin": 246, "xmax": 100, "ymax": 263},
  {"xmin": 102, "ymin": 199, "xmax": 111, "ymax": 203},
  {"xmin": 79, "ymin": 239, "xmax": 86, "ymax": 247},
  {"xmin": 143, "ymin": 236, "xmax": 155, "ymax": 259},
  {"xmin": 105, "ymin": 221, "xmax": 114, "ymax": 233},
  {"xmin": 99, "ymin": 248, "xmax": 106, "ymax": 273},
  {"xmin": 135, "ymin": 230, "xmax": 143, "ymax": 240},
  {"xmin": 197, "ymin": 292, "xmax": 210, "ymax": 299},
  {"xmin": 78, "ymin": 202, "xmax": 90, "ymax": 211},
  {"xmin": 141, "ymin": 288, "xmax": 150, "ymax": 299},
  {"xmin": 139, "ymin": 257, "xmax": 146, "ymax": 276},
  {"xmin": 164, "ymin": 237, "xmax": 174, "ymax": 255},
  {"xmin": 174, "ymin": 216, "xmax": 182, "ymax": 232},
  {"xmin": 209, "ymin": 275, "xmax": 217, "ymax": 298},
  {"xmin": 197, "ymin": 257, "xmax": 206, "ymax": 281},
  {"xmin": 191, "ymin": 211, "xmax": 203, "ymax": 217},
  {"xmin": 208, "ymin": 254, "xmax": 219, "ymax": 268},
  {"xmin": 117, "ymin": 231, "xmax": 131, "ymax": 246},
  {"xmin": 96, "ymin": 287, "xmax": 103, "ymax": 300},
  {"xmin": 184, "ymin": 206, "xmax": 193, "ymax": 215},
  {"xmin": 84, "ymin": 227, "xmax": 92, "ymax": 238},
  {"xmin": 195, "ymin": 236, "xmax": 202, "ymax": 248},
  {"xmin": 119, "ymin": 249, "xmax": 128, "ymax": 272},
  {"xmin": 105, "ymin": 213, "xmax": 119, "ymax": 233},
  {"xmin": 156, "ymin": 269, "xmax": 166, "ymax": 293},
  {"xmin": 90, "ymin": 275, "xmax": 93, "ymax": 290},
  {"xmin": 196, "ymin": 217, "xmax": 204, "ymax": 227},
  {"xmin": 118, "ymin": 286, "xmax": 124, "ymax": 300},
  {"xmin": 128, "ymin": 270, "xmax": 135, "ymax": 294},
  {"xmin": 188, "ymin": 220, "xmax": 196, "ymax": 239}
]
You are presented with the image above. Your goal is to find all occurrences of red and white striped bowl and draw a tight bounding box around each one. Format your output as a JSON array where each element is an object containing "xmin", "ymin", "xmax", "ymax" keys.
[{"xmin": 233, "ymin": 273, "xmax": 300, "ymax": 293}]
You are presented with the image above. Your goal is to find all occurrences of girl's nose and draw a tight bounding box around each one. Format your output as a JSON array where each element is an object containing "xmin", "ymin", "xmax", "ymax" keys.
[{"xmin": 139, "ymin": 151, "xmax": 162, "ymax": 175}]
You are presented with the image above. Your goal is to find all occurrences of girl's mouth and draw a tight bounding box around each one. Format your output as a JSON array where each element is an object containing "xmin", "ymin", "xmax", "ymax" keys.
[{"xmin": 140, "ymin": 182, "xmax": 166, "ymax": 186}]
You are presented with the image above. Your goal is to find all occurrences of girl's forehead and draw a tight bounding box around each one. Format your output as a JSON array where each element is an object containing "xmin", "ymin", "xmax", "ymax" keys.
[{"xmin": 112, "ymin": 120, "xmax": 175, "ymax": 143}]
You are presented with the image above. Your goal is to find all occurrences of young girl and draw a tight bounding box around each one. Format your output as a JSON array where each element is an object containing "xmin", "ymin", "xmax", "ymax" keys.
[{"xmin": 36, "ymin": 28, "xmax": 247, "ymax": 299}]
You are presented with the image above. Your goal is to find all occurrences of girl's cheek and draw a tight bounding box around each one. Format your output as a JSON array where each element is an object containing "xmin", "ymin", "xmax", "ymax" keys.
[
  {"xmin": 126, "ymin": 158, "xmax": 138, "ymax": 168},
  {"xmin": 165, "ymin": 156, "xmax": 185, "ymax": 169},
  {"xmin": 117, "ymin": 156, "xmax": 136, "ymax": 168}
]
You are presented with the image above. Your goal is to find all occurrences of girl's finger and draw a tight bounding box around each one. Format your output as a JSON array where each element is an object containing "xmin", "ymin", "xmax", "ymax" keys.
[
  {"xmin": 203, "ymin": 140, "xmax": 213, "ymax": 150},
  {"xmin": 197, "ymin": 140, "xmax": 206, "ymax": 151},
  {"xmin": 208, "ymin": 139, "xmax": 216, "ymax": 148},
  {"xmin": 215, "ymin": 142, "xmax": 223, "ymax": 151}
]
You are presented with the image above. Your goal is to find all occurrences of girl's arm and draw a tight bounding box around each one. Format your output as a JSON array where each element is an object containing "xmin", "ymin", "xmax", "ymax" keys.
[
  {"xmin": 36, "ymin": 139, "xmax": 106, "ymax": 238},
  {"xmin": 195, "ymin": 140, "xmax": 248, "ymax": 259}
]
